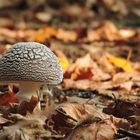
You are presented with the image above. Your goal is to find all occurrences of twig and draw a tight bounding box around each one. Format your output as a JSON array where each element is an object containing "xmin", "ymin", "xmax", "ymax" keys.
[
  {"xmin": 126, "ymin": 47, "xmax": 132, "ymax": 62},
  {"xmin": 56, "ymin": 109, "xmax": 78, "ymax": 123},
  {"xmin": 118, "ymin": 128, "xmax": 140, "ymax": 140},
  {"xmin": 112, "ymin": 93, "xmax": 119, "ymax": 105},
  {"xmin": 122, "ymin": 47, "xmax": 132, "ymax": 68},
  {"xmin": 42, "ymin": 134, "xmax": 64, "ymax": 139}
]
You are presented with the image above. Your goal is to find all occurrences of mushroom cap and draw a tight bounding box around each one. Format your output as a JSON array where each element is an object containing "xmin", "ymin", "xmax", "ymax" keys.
[{"xmin": 0, "ymin": 42, "xmax": 63, "ymax": 85}]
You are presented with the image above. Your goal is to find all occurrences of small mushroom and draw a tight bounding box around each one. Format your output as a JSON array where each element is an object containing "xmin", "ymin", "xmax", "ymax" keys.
[{"xmin": 0, "ymin": 42, "xmax": 63, "ymax": 100}]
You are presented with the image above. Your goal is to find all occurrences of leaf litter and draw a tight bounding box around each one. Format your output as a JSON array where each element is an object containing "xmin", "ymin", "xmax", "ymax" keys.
[{"xmin": 0, "ymin": 0, "xmax": 140, "ymax": 140}]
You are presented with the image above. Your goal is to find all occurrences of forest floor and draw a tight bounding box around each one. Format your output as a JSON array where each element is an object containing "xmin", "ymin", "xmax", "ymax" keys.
[{"xmin": 0, "ymin": 1, "xmax": 140, "ymax": 140}]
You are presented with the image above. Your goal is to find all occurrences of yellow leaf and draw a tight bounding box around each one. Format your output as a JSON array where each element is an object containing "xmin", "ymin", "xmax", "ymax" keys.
[
  {"xmin": 58, "ymin": 56, "xmax": 69, "ymax": 71},
  {"xmin": 53, "ymin": 49, "xmax": 70, "ymax": 71},
  {"xmin": 107, "ymin": 55, "xmax": 133, "ymax": 72}
]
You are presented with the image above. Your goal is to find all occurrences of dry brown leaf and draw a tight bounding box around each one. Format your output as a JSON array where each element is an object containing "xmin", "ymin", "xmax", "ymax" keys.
[
  {"xmin": 46, "ymin": 103, "xmax": 86, "ymax": 135},
  {"xmin": 0, "ymin": 113, "xmax": 46, "ymax": 140},
  {"xmin": 119, "ymin": 81, "xmax": 133, "ymax": 92},
  {"xmin": 87, "ymin": 30, "xmax": 101, "ymax": 41},
  {"xmin": 99, "ymin": 21, "xmax": 119, "ymax": 41},
  {"xmin": 14, "ymin": 96, "xmax": 38, "ymax": 116},
  {"xmin": 87, "ymin": 21, "xmax": 137, "ymax": 42},
  {"xmin": 87, "ymin": 21, "xmax": 118, "ymax": 41},
  {"xmin": 45, "ymin": 102, "xmax": 118, "ymax": 135},
  {"xmin": 103, "ymin": 100, "xmax": 140, "ymax": 118},
  {"xmin": 62, "ymin": 79, "xmax": 94, "ymax": 89},
  {"xmin": 65, "ymin": 119, "xmax": 116, "ymax": 140},
  {"xmin": 64, "ymin": 54, "xmax": 94, "ymax": 80},
  {"xmin": 0, "ymin": 113, "xmax": 11, "ymax": 125},
  {"xmin": 118, "ymin": 29, "xmax": 136, "ymax": 39},
  {"xmin": 56, "ymin": 28, "xmax": 77, "ymax": 42},
  {"xmin": 35, "ymin": 12, "xmax": 52, "ymax": 22},
  {"xmin": 98, "ymin": 55, "xmax": 115, "ymax": 74},
  {"xmin": 63, "ymin": 79, "xmax": 113, "ymax": 91},
  {"xmin": 112, "ymin": 72, "xmax": 133, "ymax": 84},
  {"xmin": 111, "ymin": 72, "xmax": 140, "ymax": 92}
]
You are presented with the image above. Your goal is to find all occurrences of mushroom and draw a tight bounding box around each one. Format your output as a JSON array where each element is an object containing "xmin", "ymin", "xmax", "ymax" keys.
[{"xmin": 0, "ymin": 42, "xmax": 63, "ymax": 100}]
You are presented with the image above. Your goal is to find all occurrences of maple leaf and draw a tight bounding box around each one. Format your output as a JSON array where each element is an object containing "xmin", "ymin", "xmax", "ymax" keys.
[
  {"xmin": 64, "ymin": 54, "xmax": 94, "ymax": 80},
  {"xmin": 0, "ymin": 91, "xmax": 19, "ymax": 106}
]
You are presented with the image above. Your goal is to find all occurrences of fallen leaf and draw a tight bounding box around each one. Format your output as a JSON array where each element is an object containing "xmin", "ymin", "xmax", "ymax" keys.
[
  {"xmin": 30, "ymin": 26, "xmax": 57, "ymax": 42},
  {"xmin": 87, "ymin": 21, "xmax": 137, "ymax": 42},
  {"xmin": 118, "ymin": 29, "xmax": 136, "ymax": 39},
  {"xmin": 35, "ymin": 12, "xmax": 52, "ymax": 22},
  {"xmin": 64, "ymin": 54, "xmax": 94, "ymax": 80},
  {"xmin": 112, "ymin": 72, "xmax": 133, "ymax": 84},
  {"xmin": 87, "ymin": 21, "xmax": 119, "ymax": 42},
  {"xmin": 62, "ymin": 79, "xmax": 95, "ymax": 89},
  {"xmin": 53, "ymin": 49, "xmax": 69, "ymax": 71},
  {"xmin": 98, "ymin": 55, "xmax": 115, "ymax": 74},
  {"xmin": 0, "ymin": 113, "xmax": 46, "ymax": 140},
  {"xmin": 107, "ymin": 55, "xmax": 133, "ymax": 72},
  {"xmin": 65, "ymin": 118, "xmax": 116, "ymax": 140},
  {"xmin": 0, "ymin": 91, "xmax": 19, "ymax": 106},
  {"xmin": 45, "ymin": 102, "xmax": 120, "ymax": 135},
  {"xmin": 0, "ymin": 113, "xmax": 11, "ymax": 125},
  {"xmin": 46, "ymin": 103, "xmax": 86, "ymax": 135},
  {"xmin": 16, "ymin": 96, "xmax": 39, "ymax": 115},
  {"xmin": 56, "ymin": 28, "xmax": 77, "ymax": 42},
  {"xmin": 103, "ymin": 100, "xmax": 140, "ymax": 118},
  {"xmin": 6, "ymin": 96, "xmax": 39, "ymax": 116}
]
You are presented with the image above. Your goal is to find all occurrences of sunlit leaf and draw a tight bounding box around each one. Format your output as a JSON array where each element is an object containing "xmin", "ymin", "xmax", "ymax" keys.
[
  {"xmin": 107, "ymin": 55, "xmax": 133, "ymax": 72},
  {"xmin": 58, "ymin": 56, "xmax": 69, "ymax": 71}
]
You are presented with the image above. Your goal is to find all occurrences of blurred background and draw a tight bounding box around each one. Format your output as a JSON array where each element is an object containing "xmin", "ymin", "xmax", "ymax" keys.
[{"xmin": 0, "ymin": 0, "xmax": 140, "ymax": 56}]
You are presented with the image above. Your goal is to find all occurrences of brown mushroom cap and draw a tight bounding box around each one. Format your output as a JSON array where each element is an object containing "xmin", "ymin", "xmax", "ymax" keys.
[{"xmin": 0, "ymin": 42, "xmax": 63, "ymax": 85}]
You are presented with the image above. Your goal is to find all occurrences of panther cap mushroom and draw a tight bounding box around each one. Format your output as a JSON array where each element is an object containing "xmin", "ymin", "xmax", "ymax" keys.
[{"xmin": 0, "ymin": 42, "xmax": 63, "ymax": 100}]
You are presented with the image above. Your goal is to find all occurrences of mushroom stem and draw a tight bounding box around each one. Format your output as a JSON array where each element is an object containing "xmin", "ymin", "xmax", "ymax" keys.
[
  {"xmin": 17, "ymin": 82, "xmax": 40, "ymax": 100},
  {"xmin": 40, "ymin": 84, "xmax": 54, "ymax": 108}
]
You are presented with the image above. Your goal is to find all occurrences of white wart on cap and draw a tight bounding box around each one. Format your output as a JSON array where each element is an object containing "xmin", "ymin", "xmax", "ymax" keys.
[{"xmin": 0, "ymin": 42, "xmax": 63, "ymax": 100}]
